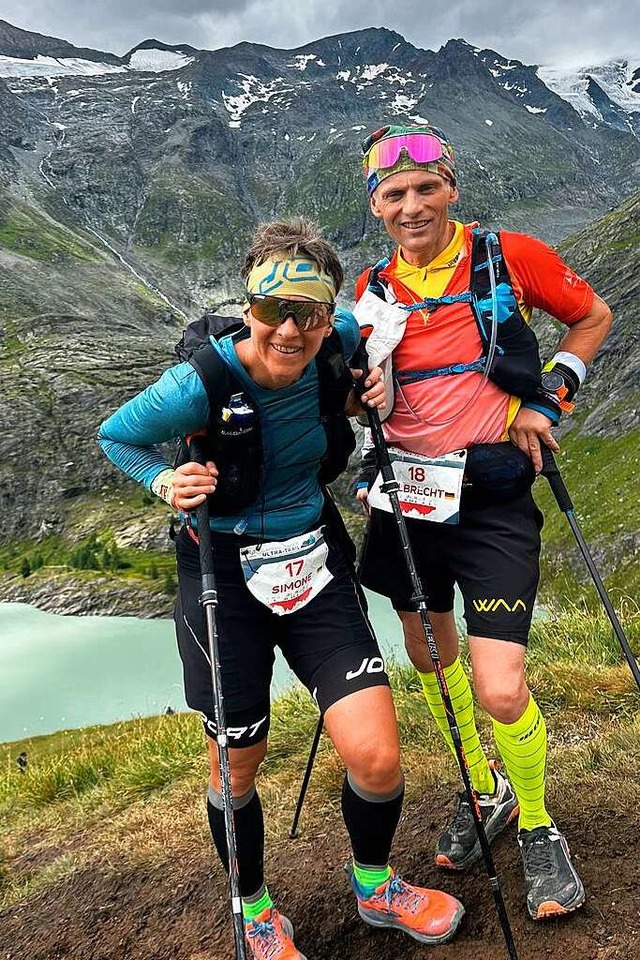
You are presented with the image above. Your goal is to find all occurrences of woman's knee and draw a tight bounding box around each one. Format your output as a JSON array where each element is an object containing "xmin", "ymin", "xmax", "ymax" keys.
[
  {"xmin": 208, "ymin": 738, "xmax": 267, "ymax": 796},
  {"xmin": 347, "ymin": 742, "xmax": 402, "ymax": 793}
]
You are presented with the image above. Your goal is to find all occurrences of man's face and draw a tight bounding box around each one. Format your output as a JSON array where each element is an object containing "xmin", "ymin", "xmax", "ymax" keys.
[{"xmin": 369, "ymin": 169, "xmax": 459, "ymax": 264}]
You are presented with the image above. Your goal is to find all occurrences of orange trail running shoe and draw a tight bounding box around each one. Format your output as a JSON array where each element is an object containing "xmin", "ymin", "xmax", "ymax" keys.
[
  {"xmin": 244, "ymin": 907, "xmax": 307, "ymax": 960},
  {"xmin": 351, "ymin": 868, "xmax": 464, "ymax": 945}
]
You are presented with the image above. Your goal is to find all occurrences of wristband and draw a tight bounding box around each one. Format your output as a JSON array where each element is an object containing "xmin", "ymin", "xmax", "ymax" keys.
[
  {"xmin": 150, "ymin": 468, "xmax": 176, "ymax": 507},
  {"xmin": 523, "ymin": 352, "xmax": 585, "ymax": 422}
]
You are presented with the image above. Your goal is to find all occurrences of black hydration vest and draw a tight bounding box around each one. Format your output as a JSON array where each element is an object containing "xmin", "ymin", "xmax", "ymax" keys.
[
  {"xmin": 173, "ymin": 314, "xmax": 357, "ymax": 515},
  {"xmin": 367, "ymin": 228, "xmax": 543, "ymax": 400}
]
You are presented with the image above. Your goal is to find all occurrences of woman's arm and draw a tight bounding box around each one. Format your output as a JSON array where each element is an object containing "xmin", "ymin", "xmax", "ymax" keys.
[{"xmin": 97, "ymin": 361, "xmax": 210, "ymax": 490}]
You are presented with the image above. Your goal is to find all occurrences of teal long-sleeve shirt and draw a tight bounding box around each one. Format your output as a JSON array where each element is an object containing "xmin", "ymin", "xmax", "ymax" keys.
[{"xmin": 98, "ymin": 309, "xmax": 359, "ymax": 540}]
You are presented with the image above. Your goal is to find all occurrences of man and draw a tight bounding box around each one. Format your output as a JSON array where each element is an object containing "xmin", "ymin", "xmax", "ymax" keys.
[{"xmin": 354, "ymin": 123, "xmax": 612, "ymax": 921}]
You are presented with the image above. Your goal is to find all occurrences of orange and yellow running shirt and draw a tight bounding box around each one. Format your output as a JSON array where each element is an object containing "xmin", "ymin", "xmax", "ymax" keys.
[{"xmin": 355, "ymin": 221, "xmax": 594, "ymax": 458}]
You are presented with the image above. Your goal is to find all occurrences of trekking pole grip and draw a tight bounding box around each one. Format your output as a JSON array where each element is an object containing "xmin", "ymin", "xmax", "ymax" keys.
[
  {"xmin": 188, "ymin": 436, "xmax": 215, "ymax": 580},
  {"xmin": 540, "ymin": 443, "xmax": 574, "ymax": 513}
]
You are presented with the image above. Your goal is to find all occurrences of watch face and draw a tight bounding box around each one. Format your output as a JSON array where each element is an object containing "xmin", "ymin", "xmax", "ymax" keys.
[{"xmin": 541, "ymin": 371, "xmax": 564, "ymax": 392}]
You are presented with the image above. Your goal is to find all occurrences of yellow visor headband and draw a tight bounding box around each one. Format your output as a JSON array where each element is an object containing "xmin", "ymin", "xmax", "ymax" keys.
[{"xmin": 246, "ymin": 256, "xmax": 336, "ymax": 303}]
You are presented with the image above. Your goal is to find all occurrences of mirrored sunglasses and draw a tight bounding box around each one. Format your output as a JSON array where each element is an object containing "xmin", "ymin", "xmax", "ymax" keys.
[
  {"xmin": 248, "ymin": 295, "xmax": 334, "ymax": 331},
  {"xmin": 363, "ymin": 132, "xmax": 445, "ymax": 176}
]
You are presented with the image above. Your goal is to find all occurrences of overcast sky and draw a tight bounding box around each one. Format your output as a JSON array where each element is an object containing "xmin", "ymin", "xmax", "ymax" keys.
[{"xmin": 1, "ymin": 1, "xmax": 637, "ymax": 68}]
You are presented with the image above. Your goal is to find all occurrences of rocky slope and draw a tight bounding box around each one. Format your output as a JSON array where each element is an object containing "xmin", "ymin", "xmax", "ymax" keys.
[{"xmin": 0, "ymin": 21, "xmax": 638, "ymax": 612}]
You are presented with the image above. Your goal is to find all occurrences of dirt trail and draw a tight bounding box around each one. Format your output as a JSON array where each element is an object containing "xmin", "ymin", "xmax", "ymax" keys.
[{"xmin": 1, "ymin": 793, "xmax": 638, "ymax": 960}]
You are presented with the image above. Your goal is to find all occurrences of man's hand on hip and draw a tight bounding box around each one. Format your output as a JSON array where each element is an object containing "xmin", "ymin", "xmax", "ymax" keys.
[{"xmin": 508, "ymin": 408, "xmax": 559, "ymax": 473}]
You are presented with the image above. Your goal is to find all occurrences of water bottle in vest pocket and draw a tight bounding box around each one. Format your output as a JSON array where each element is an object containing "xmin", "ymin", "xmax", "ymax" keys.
[{"xmin": 208, "ymin": 392, "xmax": 262, "ymax": 515}]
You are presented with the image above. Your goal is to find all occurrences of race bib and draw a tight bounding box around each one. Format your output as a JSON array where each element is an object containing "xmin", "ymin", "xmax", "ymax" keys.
[
  {"xmin": 368, "ymin": 448, "xmax": 467, "ymax": 524},
  {"xmin": 240, "ymin": 527, "xmax": 333, "ymax": 616}
]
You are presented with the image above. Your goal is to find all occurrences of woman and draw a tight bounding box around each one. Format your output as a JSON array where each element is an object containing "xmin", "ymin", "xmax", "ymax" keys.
[{"xmin": 98, "ymin": 219, "xmax": 463, "ymax": 959}]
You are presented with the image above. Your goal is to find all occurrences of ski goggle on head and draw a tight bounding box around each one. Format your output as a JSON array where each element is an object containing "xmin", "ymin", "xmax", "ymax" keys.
[
  {"xmin": 248, "ymin": 294, "xmax": 334, "ymax": 331},
  {"xmin": 362, "ymin": 125, "xmax": 456, "ymax": 196}
]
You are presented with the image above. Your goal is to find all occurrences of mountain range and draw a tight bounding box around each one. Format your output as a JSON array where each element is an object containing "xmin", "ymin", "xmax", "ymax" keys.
[{"xmin": 0, "ymin": 19, "xmax": 638, "ymax": 609}]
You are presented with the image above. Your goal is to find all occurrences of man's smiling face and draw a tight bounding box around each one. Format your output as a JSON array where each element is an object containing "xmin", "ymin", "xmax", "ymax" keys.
[{"xmin": 369, "ymin": 169, "xmax": 459, "ymax": 266}]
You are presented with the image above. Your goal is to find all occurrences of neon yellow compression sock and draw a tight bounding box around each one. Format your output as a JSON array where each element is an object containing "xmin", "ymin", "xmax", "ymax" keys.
[
  {"xmin": 492, "ymin": 695, "xmax": 552, "ymax": 831},
  {"xmin": 418, "ymin": 658, "xmax": 495, "ymax": 796}
]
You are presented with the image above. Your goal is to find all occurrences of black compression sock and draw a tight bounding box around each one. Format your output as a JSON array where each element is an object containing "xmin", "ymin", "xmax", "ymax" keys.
[
  {"xmin": 206, "ymin": 784, "xmax": 265, "ymax": 898},
  {"xmin": 341, "ymin": 772, "xmax": 405, "ymax": 867}
]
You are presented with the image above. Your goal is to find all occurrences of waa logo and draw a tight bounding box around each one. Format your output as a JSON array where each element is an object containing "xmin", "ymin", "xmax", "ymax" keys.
[{"xmin": 473, "ymin": 598, "xmax": 527, "ymax": 613}]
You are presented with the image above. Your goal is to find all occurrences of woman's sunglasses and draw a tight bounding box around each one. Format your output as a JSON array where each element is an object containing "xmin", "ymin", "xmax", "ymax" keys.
[{"xmin": 248, "ymin": 295, "xmax": 334, "ymax": 331}]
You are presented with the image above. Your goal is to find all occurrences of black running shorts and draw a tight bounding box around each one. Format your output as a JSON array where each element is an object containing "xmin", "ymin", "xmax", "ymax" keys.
[
  {"xmin": 359, "ymin": 488, "xmax": 543, "ymax": 645},
  {"xmin": 174, "ymin": 525, "xmax": 389, "ymax": 748}
]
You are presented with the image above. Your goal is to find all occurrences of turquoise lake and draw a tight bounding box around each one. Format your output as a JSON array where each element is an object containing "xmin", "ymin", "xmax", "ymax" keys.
[{"xmin": 2, "ymin": 593, "xmax": 443, "ymax": 743}]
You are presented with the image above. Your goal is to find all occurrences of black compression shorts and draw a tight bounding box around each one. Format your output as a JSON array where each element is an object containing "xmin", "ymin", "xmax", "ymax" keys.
[
  {"xmin": 174, "ymin": 525, "xmax": 389, "ymax": 748},
  {"xmin": 358, "ymin": 488, "xmax": 543, "ymax": 645}
]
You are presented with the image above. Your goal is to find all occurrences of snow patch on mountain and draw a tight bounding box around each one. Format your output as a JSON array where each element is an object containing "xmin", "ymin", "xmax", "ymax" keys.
[
  {"xmin": 222, "ymin": 74, "xmax": 296, "ymax": 125},
  {"xmin": 336, "ymin": 62, "xmax": 391, "ymax": 86},
  {"xmin": 538, "ymin": 58, "xmax": 640, "ymax": 119},
  {"xmin": 537, "ymin": 67, "xmax": 601, "ymax": 117},
  {"xmin": 390, "ymin": 92, "xmax": 419, "ymax": 113},
  {"xmin": 287, "ymin": 53, "xmax": 325, "ymax": 71},
  {"xmin": 128, "ymin": 48, "xmax": 194, "ymax": 73},
  {"xmin": 0, "ymin": 54, "xmax": 125, "ymax": 78},
  {"xmin": 0, "ymin": 47, "xmax": 194, "ymax": 78}
]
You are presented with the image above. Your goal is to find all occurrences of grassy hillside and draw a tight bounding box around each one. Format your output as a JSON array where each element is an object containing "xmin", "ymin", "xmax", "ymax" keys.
[{"xmin": 1, "ymin": 608, "xmax": 638, "ymax": 958}]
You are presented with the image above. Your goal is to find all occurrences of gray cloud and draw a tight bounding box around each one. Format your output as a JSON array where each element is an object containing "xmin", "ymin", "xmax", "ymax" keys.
[{"xmin": 1, "ymin": 0, "xmax": 637, "ymax": 66}]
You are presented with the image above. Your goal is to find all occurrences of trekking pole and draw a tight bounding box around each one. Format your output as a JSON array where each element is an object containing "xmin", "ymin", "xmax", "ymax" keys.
[
  {"xmin": 289, "ymin": 714, "xmax": 323, "ymax": 839},
  {"xmin": 190, "ymin": 438, "xmax": 247, "ymax": 960},
  {"xmin": 540, "ymin": 444, "xmax": 640, "ymax": 692},
  {"xmin": 356, "ymin": 375, "xmax": 520, "ymax": 959}
]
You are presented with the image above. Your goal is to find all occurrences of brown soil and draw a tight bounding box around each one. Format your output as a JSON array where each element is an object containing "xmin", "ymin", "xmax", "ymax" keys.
[{"xmin": 1, "ymin": 789, "xmax": 638, "ymax": 960}]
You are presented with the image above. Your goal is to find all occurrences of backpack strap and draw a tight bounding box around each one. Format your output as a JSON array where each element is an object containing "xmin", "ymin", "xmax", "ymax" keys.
[
  {"xmin": 315, "ymin": 327, "xmax": 356, "ymax": 485},
  {"xmin": 187, "ymin": 342, "xmax": 235, "ymax": 431},
  {"xmin": 469, "ymin": 227, "xmax": 519, "ymax": 342}
]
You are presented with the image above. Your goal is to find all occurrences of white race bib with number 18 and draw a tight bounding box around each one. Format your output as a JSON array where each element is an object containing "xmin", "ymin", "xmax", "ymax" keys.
[{"xmin": 368, "ymin": 447, "xmax": 467, "ymax": 524}]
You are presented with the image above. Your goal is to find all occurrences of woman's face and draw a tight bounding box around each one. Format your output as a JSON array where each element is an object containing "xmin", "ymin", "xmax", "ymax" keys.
[{"xmin": 241, "ymin": 297, "xmax": 333, "ymax": 389}]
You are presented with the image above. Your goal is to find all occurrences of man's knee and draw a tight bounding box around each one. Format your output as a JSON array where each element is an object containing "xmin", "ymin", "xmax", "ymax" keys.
[
  {"xmin": 400, "ymin": 609, "xmax": 459, "ymax": 671},
  {"xmin": 475, "ymin": 677, "xmax": 529, "ymax": 724}
]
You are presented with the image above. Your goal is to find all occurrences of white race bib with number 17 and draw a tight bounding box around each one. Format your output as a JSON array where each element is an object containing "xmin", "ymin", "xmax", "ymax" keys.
[{"xmin": 240, "ymin": 527, "xmax": 333, "ymax": 616}]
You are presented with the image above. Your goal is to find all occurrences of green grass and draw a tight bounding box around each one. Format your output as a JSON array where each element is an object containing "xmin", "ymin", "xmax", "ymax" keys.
[
  {"xmin": 1, "ymin": 620, "xmax": 638, "ymax": 909},
  {"xmin": 3, "ymin": 604, "xmax": 638, "ymax": 819},
  {"xmin": 529, "ymin": 598, "xmax": 640, "ymax": 668},
  {"xmin": 0, "ymin": 197, "xmax": 98, "ymax": 263},
  {"xmin": 535, "ymin": 429, "xmax": 640, "ymax": 602},
  {"xmin": 535, "ymin": 430, "xmax": 639, "ymax": 541},
  {"xmin": 0, "ymin": 488, "xmax": 176, "ymax": 588}
]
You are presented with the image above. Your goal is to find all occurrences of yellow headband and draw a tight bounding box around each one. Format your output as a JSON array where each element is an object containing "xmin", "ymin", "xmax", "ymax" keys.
[{"xmin": 246, "ymin": 255, "xmax": 336, "ymax": 303}]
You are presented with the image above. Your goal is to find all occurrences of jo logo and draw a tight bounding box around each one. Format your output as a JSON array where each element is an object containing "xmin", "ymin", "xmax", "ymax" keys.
[{"xmin": 345, "ymin": 656, "xmax": 385, "ymax": 680}]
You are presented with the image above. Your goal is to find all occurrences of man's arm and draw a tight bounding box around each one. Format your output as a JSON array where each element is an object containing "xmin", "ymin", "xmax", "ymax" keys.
[
  {"xmin": 553, "ymin": 294, "xmax": 613, "ymax": 364},
  {"xmin": 509, "ymin": 294, "xmax": 612, "ymax": 471}
]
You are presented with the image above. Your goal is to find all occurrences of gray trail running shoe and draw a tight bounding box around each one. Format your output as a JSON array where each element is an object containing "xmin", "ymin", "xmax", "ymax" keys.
[
  {"xmin": 518, "ymin": 822, "xmax": 585, "ymax": 920},
  {"xmin": 435, "ymin": 766, "xmax": 519, "ymax": 869}
]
